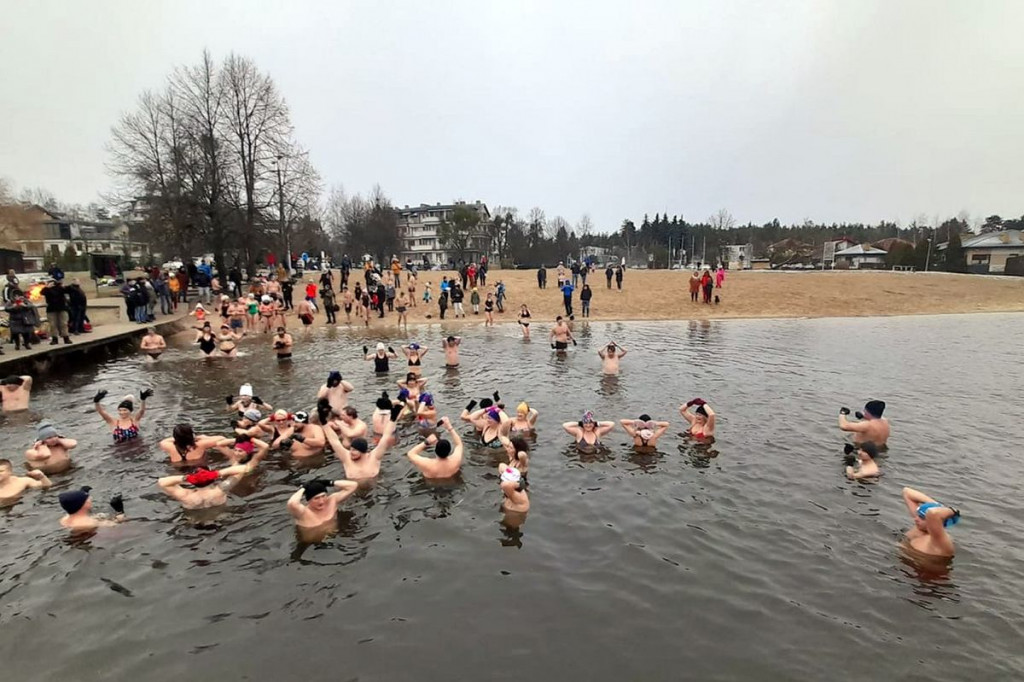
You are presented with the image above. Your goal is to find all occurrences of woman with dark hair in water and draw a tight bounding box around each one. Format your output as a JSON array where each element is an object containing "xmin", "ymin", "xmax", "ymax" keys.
[
  {"xmin": 562, "ymin": 411, "xmax": 615, "ymax": 453},
  {"xmin": 679, "ymin": 398, "xmax": 716, "ymax": 439},
  {"xmin": 159, "ymin": 424, "xmax": 222, "ymax": 463}
]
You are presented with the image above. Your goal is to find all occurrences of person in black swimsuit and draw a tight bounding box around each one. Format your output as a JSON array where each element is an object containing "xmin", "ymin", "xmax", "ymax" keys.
[
  {"xmin": 518, "ymin": 304, "xmax": 532, "ymax": 339},
  {"xmin": 197, "ymin": 329, "xmax": 217, "ymax": 357},
  {"xmin": 364, "ymin": 343, "xmax": 397, "ymax": 372},
  {"xmin": 402, "ymin": 343, "xmax": 428, "ymax": 373}
]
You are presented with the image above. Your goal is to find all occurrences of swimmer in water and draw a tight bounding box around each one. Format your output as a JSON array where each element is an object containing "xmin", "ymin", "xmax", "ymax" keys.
[
  {"xmin": 0, "ymin": 458, "xmax": 51, "ymax": 506},
  {"xmin": 459, "ymin": 396, "xmax": 497, "ymax": 432},
  {"xmin": 364, "ymin": 342, "xmax": 398, "ymax": 373},
  {"xmin": 275, "ymin": 411, "xmax": 327, "ymax": 458},
  {"xmin": 25, "ymin": 421, "xmax": 78, "ymax": 474},
  {"xmin": 214, "ymin": 323, "xmax": 245, "ymax": 357},
  {"xmin": 371, "ymin": 392, "xmax": 399, "ymax": 437},
  {"xmin": 157, "ymin": 464, "xmax": 255, "ymax": 510},
  {"xmin": 398, "ymin": 372, "xmax": 428, "ymax": 402},
  {"xmin": 441, "ymin": 335, "xmax": 462, "ymax": 368},
  {"xmin": 272, "ymin": 326, "xmax": 294, "ymax": 360},
  {"xmin": 226, "ymin": 383, "xmax": 272, "ymax": 415},
  {"xmin": 597, "ymin": 341, "xmax": 628, "ymax": 374},
  {"xmin": 59, "ymin": 487, "xmax": 127, "ymax": 531},
  {"xmin": 415, "ymin": 392, "xmax": 437, "ymax": 429},
  {"xmin": 562, "ymin": 411, "xmax": 616, "ymax": 452},
  {"xmin": 214, "ymin": 434, "xmax": 271, "ymax": 466},
  {"xmin": 324, "ymin": 403, "xmax": 402, "ymax": 479},
  {"xmin": 498, "ymin": 464, "xmax": 529, "ymax": 513},
  {"xmin": 518, "ymin": 304, "xmax": 532, "ymax": 339},
  {"xmin": 0, "ymin": 375, "xmax": 33, "ymax": 413},
  {"xmin": 328, "ymin": 406, "xmax": 369, "ymax": 446},
  {"xmin": 139, "ymin": 327, "xmax": 167, "ymax": 360},
  {"xmin": 549, "ymin": 316, "xmax": 576, "ymax": 352},
  {"xmin": 405, "ymin": 416, "xmax": 464, "ymax": 479},
  {"xmin": 497, "ymin": 429, "xmax": 530, "ymax": 476},
  {"xmin": 679, "ymin": 398, "xmax": 716, "ymax": 439},
  {"xmin": 94, "ymin": 389, "xmax": 152, "ymax": 444},
  {"xmin": 160, "ymin": 423, "xmax": 223, "ymax": 463},
  {"xmin": 901, "ymin": 486, "xmax": 960, "ymax": 558},
  {"xmin": 233, "ymin": 409, "xmax": 266, "ymax": 438},
  {"xmin": 839, "ymin": 400, "xmax": 890, "ymax": 447},
  {"xmin": 844, "ymin": 441, "xmax": 881, "ymax": 480},
  {"xmin": 317, "ymin": 370, "xmax": 355, "ymax": 415},
  {"xmin": 508, "ymin": 402, "xmax": 539, "ymax": 436},
  {"xmin": 619, "ymin": 414, "xmax": 670, "ymax": 451},
  {"xmin": 288, "ymin": 478, "xmax": 359, "ymax": 530}
]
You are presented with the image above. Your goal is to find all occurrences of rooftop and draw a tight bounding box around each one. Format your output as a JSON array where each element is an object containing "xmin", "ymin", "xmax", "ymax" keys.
[{"xmin": 835, "ymin": 244, "xmax": 887, "ymax": 256}]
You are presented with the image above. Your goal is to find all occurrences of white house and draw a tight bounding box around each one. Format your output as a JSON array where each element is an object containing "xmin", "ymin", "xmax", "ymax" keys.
[{"xmin": 834, "ymin": 244, "xmax": 887, "ymax": 269}]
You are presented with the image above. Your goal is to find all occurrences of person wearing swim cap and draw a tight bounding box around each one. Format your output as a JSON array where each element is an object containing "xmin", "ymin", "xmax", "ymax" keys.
[
  {"xmin": 139, "ymin": 326, "xmax": 167, "ymax": 361},
  {"xmin": 274, "ymin": 411, "xmax": 327, "ymax": 458},
  {"xmin": 459, "ymin": 395, "xmax": 502, "ymax": 433},
  {"xmin": 838, "ymin": 400, "xmax": 890, "ymax": 447},
  {"xmin": 844, "ymin": 441, "xmax": 881, "ymax": 480},
  {"xmin": 463, "ymin": 399, "xmax": 509, "ymax": 447},
  {"xmin": 0, "ymin": 458, "xmax": 51, "ymax": 506},
  {"xmin": 226, "ymin": 383, "xmax": 272, "ymax": 415},
  {"xmin": 287, "ymin": 478, "xmax": 359, "ymax": 535},
  {"xmin": 901, "ymin": 487, "xmax": 960, "ymax": 558},
  {"xmin": 397, "ymin": 372, "xmax": 427, "ymax": 402},
  {"xmin": 25, "ymin": 421, "xmax": 78, "ymax": 474},
  {"xmin": 508, "ymin": 402, "xmax": 539, "ymax": 436},
  {"xmin": 401, "ymin": 343, "xmax": 429, "ymax": 375},
  {"xmin": 619, "ymin": 414, "xmax": 670, "ymax": 451},
  {"xmin": 233, "ymin": 409, "xmax": 265, "ymax": 437},
  {"xmin": 272, "ymin": 326, "xmax": 294, "ymax": 360},
  {"xmin": 94, "ymin": 388, "xmax": 152, "ymax": 444},
  {"xmin": 157, "ymin": 464, "xmax": 255, "ymax": 510},
  {"xmin": 562, "ymin": 411, "xmax": 615, "ymax": 453},
  {"xmin": 598, "ymin": 341, "xmax": 628, "ymax": 374},
  {"xmin": 679, "ymin": 399, "xmax": 717, "ymax": 440},
  {"xmin": 498, "ymin": 464, "xmax": 529, "ymax": 513},
  {"xmin": 58, "ymin": 486, "xmax": 126, "ymax": 531},
  {"xmin": 325, "ymin": 402, "xmax": 402, "ymax": 479},
  {"xmin": 160, "ymin": 423, "xmax": 223, "ymax": 463},
  {"xmin": 415, "ymin": 392, "xmax": 438, "ymax": 429},
  {"xmin": 364, "ymin": 343, "xmax": 398, "ymax": 373},
  {"xmin": 317, "ymin": 370, "xmax": 355, "ymax": 415},
  {"xmin": 549, "ymin": 316, "xmax": 576, "ymax": 353},
  {"xmin": 406, "ymin": 416, "xmax": 464, "ymax": 479},
  {"xmin": 441, "ymin": 335, "xmax": 462, "ymax": 368},
  {"xmin": 214, "ymin": 434, "xmax": 271, "ymax": 466},
  {"xmin": 0, "ymin": 375, "xmax": 33, "ymax": 413}
]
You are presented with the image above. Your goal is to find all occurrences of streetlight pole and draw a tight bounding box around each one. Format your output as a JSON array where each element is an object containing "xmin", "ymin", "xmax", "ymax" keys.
[
  {"xmin": 274, "ymin": 155, "xmax": 291, "ymax": 277},
  {"xmin": 925, "ymin": 237, "xmax": 933, "ymax": 272}
]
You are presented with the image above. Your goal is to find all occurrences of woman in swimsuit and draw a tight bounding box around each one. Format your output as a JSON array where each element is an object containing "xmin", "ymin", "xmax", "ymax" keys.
[
  {"xmin": 465, "ymin": 406, "xmax": 506, "ymax": 449},
  {"xmin": 498, "ymin": 430, "xmax": 530, "ymax": 477},
  {"xmin": 415, "ymin": 392, "xmax": 437, "ymax": 430},
  {"xmin": 159, "ymin": 423, "xmax": 222, "ymax": 463},
  {"xmin": 94, "ymin": 389, "xmax": 152, "ymax": 444},
  {"xmin": 619, "ymin": 414, "xmax": 671, "ymax": 452},
  {"xmin": 401, "ymin": 343, "xmax": 428, "ymax": 374},
  {"xmin": 407, "ymin": 273, "xmax": 417, "ymax": 307},
  {"xmin": 679, "ymin": 398, "xmax": 716, "ymax": 440},
  {"xmin": 509, "ymin": 402, "xmax": 539, "ymax": 436},
  {"xmin": 562, "ymin": 411, "xmax": 616, "ymax": 452},
  {"xmin": 353, "ymin": 282, "xmax": 364, "ymax": 317},
  {"xmin": 197, "ymin": 327, "xmax": 218, "ymax": 357},
  {"xmin": 258, "ymin": 295, "xmax": 275, "ymax": 333},
  {"xmin": 518, "ymin": 304, "xmax": 532, "ymax": 339},
  {"xmin": 364, "ymin": 343, "xmax": 397, "ymax": 372},
  {"xmin": 484, "ymin": 293, "xmax": 495, "ymax": 326},
  {"xmin": 246, "ymin": 295, "xmax": 259, "ymax": 331},
  {"xmin": 271, "ymin": 296, "xmax": 287, "ymax": 331},
  {"xmin": 215, "ymin": 323, "xmax": 245, "ymax": 357},
  {"xmin": 397, "ymin": 372, "xmax": 427, "ymax": 402}
]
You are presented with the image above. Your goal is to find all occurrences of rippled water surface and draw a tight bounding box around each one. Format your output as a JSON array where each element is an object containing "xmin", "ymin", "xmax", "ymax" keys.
[{"xmin": 2, "ymin": 315, "xmax": 1023, "ymax": 681}]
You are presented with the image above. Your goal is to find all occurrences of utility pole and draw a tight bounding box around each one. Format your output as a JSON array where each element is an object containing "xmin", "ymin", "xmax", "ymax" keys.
[
  {"xmin": 274, "ymin": 155, "xmax": 291, "ymax": 276},
  {"xmin": 925, "ymin": 237, "xmax": 933, "ymax": 272}
]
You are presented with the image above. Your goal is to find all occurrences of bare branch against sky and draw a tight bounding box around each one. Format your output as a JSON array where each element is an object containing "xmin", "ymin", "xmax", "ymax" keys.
[{"xmin": 0, "ymin": 0, "xmax": 1022, "ymax": 232}]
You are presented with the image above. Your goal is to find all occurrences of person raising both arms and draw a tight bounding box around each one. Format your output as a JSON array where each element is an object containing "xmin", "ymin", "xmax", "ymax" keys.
[
  {"xmin": 324, "ymin": 403, "xmax": 402, "ymax": 479},
  {"xmin": 406, "ymin": 416, "xmax": 464, "ymax": 479},
  {"xmin": 465, "ymin": 403, "xmax": 508, "ymax": 449},
  {"xmin": 619, "ymin": 414, "xmax": 670, "ymax": 452},
  {"xmin": 597, "ymin": 341, "xmax": 627, "ymax": 374},
  {"xmin": 901, "ymin": 486, "xmax": 960, "ymax": 558},
  {"xmin": 25, "ymin": 422, "xmax": 77, "ymax": 474},
  {"xmin": 226, "ymin": 383, "xmax": 272, "ymax": 416},
  {"xmin": 364, "ymin": 342, "xmax": 398, "ymax": 373},
  {"xmin": 317, "ymin": 370, "xmax": 354, "ymax": 415},
  {"xmin": 562, "ymin": 411, "xmax": 616, "ymax": 453},
  {"xmin": 287, "ymin": 478, "xmax": 359, "ymax": 534},
  {"xmin": 94, "ymin": 389, "xmax": 152, "ymax": 444},
  {"xmin": 441, "ymin": 335, "xmax": 462, "ymax": 368},
  {"xmin": 839, "ymin": 400, "xmax": 890, "ymax": 447},
  {"xmin": 139, "ymin": 327, "xmax": 167, "ymax": 360},
  {"xmin": 680, "ymin": 398, "xmax": 716, "ymax": 439},
  {"xmin": 160, "ymin": 424, "xmax": 223, "ymax": 464},
  {"xmin": 0, "ymin": 458, "xmax": 51, "ymax": 506},
  {"xmin": 157, "ymin": 464, "xmax": 255, "ymax": 510},
  {"xmin": 0, "ymin": 375, "xmax": 33, "ymax": 413},
  {"xmin": 844, "ymin": 441, "xmax": 881, "ymax": 480},
  {"xmin": 59, "ymin": 487, "xmax": 126, "ymax": 531}
]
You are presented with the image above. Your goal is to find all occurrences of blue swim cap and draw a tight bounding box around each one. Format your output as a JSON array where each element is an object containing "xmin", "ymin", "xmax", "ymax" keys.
[{"xmin": 917, "ymin": 502, "xmax": 960, "ymax": 528}]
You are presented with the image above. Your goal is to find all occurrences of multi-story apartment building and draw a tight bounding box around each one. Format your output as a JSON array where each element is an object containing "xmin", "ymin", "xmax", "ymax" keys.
[{"xmin": 396, "ymin": 201, "xmax": 492, "ymax": 267}]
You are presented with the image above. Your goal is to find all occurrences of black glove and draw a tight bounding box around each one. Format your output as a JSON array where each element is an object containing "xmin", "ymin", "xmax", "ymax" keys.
[
  {"xmin": 274, "ymin": 341, "xmax": 284, "ymax": 349},
  {"xmin": 363, "ymin": 345, "xmax": 369, "ymax": 356},
  {"xmin": 225, "ymin": 395, "xmax": 234, "ymax": 406},
  {"xmin": 843, "ymin": 454, "xmax": 857, "ymax": 467},
  {"xmin": 292, "ymin": 433, "xmax": 306, "ymax": 443},
  {"xmin": 80, "ymin": 485, "xmax": 93, "ymax": 493},
  {"xmin": 839, "ymin": 407, "xmax": 850, "ymax": 415},
  {"xmin": 230, "ymin": 419, "xmax": 241, "ymax": 429},
  {"xmin": 390, "ymin": 404, "xmax": 404, "ymax": 422},
  {"xmin": 493, "ymin": 391, "xmax": 501, "ymax": 404},
  {"xmin": 387, "ymin": 346, "xmax": 395, "ymax": 354},
  {"xmin": 465, "ymin": 400, "xmax": 478, "ymax": 412},
  {"xmin": 279, "ymin": 437, "xmax": 294, "ymax": 449},
  {"xmin": 854, "ymin": 411, "xmax": 864, "ymax": 420},
  {"xmin": 93, "ymin": 390, "xmax": 108, "ymax": 404},
  {"xmin": 140, "ymin": 389, "xmax": 153, "ymax": 402},
  {"xmin": 843, "ymin": 443, "xmax": 855, "ymax": 455},
  {"xmin": 253, "ymin": 396, "xmax": 264, "ymax": 405},
  {"xmin": 109, "ymin": 494, "xmax": 125, "ymax": 514},
  {"xmin": 571, "ymin": 339, "xmax": 577, "ymax": 346}
]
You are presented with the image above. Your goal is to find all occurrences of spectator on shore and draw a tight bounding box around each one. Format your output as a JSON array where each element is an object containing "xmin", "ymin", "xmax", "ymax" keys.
[
  {"xmin": 478, "ymin": 260, "xmax": 487, "ymax": 287},
  {"xmin": 571, "ymin": 261, "xmax": 581, "ymax": 287},
  {"xmin": 605, "ymin": 264, "xmax": 614, "ymax": 289},
  {"xmin": 470, "ymin": 287, "xmax": 480, "ymax": 315},
  {"xmin": 689, "ymin": 271, "xmax": 700, "ymax": 303},
  {"xmin": 143, "ymin": 277, "xmax": 157, "ymax": 321},
  {"xmin": 561, "ymin": 280, "xmax": 575, "ymax": 317},
  {"xmin": 716, "ymin": 266, "xmax": 726, "ymax": 288},
  {"xmin": 5, "ymin": 290, "xmax": 39, "ymax": 350},
  {"xmin": 42, "ymin": 279, "xmax": 72, "ymax": 345},
  {"xmin": 701, "ymin": 269, "xmax": 713, "ymax": 304},
  {"xmin": 495, "ymin": 280, "xmax": 506, "ymax": 313},
  {"xmin": 176, "ymin": 268, "xmax": 189, "ymax": 304},
  {"xmin": 3, "ymin": 270, "xmax": 19, "ymax": 303},
  {"xmin": 615, "ymin": 265, "xmax": 624, "ymax": 292},
  {"xmin": 67, "ymin": 279, "xmax": 88, "ymax": 334},
  {"xmin": 580, "ymin": 283, "xmax": 592, "ymax": 317},
  {"xmin": 537, "ymin": 265, "xmax": 547, "ymax": 289},
  {"xmin": 194, "ymin": 268, "xmax": 212, "ymax": 305},
  {"xmin": 156, "ymin": 274, "xmax": 172, "ymax": 315}
]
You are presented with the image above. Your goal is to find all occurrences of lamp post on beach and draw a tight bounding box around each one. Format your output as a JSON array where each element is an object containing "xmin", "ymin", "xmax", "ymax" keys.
[{"xmin": 925, "ymin": 238, "xmax": 933, "ymax": 272}]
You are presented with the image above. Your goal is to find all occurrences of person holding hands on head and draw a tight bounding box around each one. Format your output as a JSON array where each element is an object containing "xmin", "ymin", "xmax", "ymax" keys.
[
  {"xmin": 287, "ymin": 478, "xmax": 359, "ymax": 529},
  {"xmin": 901, "ymin": 486, "xmax": 960, "ymax": 558},
  {"xmin": 597, "ymin": 341, "xmax": 627, "ymax": 374},
  {"xmin": 680, "ymin": 398, "xmax": 716, "ymax": 439},
  {"xmin": 619, "ymin": 414, "xmax": 670, "ymax": 451},
  {"xmin": 25, "ymin": 422, "xmax": 77, "ymax": 474},
  {"xmin": 157, "ymin": 464, "xmax": 254, "ymax": 510}
]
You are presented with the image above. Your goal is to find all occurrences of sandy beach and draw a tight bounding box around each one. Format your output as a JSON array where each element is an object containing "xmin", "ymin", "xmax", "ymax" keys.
[{"xmin": 288, "ymin": 269, "xmax": 1024, "ymax": 329}]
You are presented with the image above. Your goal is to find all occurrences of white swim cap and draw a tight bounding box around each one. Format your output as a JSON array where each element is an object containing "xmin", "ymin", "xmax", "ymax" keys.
[
  {"xmin": 261, "ymin": 295, "xmax": 271, "ymax": 303},
  {"xmin": 376, "ymin": 342, "xmax": 385, "ymax": 352},
  {"xmin": 500, "ymin": 466, "xmax": 521, "ymax": 484},
  {"xmin": 239, "ymin": 383, "xmax": 253, "ymax": 397}
]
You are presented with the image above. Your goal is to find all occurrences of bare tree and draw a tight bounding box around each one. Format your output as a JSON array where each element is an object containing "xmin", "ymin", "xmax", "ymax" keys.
[
  {"xmin": 708, "ymin": 208, "xmax": 735, "ymax": 231},
  {"xmin": 576, "ymin": 213, "xmax": 594, "ymax": 240},
  {"xmin": 488, "ymin": 205, "xmax": 517, "ymax": 263}
]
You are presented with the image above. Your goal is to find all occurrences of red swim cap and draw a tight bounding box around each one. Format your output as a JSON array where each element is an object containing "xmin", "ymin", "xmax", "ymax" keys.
[{"xmin": 185, "ymin": 468, "xmax": 220, "ymax": 487}]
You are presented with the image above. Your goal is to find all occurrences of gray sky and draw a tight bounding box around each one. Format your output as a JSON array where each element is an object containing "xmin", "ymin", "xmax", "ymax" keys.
[{"xmin": 1, "ymin": 0, "xmax": 1021, "ymax": 231}]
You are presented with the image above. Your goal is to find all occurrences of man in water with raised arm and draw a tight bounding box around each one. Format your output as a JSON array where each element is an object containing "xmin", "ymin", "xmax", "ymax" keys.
[
  {"xmin": 901, "ymin": 486, "xmax": 959, "ymax": 558},
  {"xmin": 324, "ymin": 403, "xmax": 402, "ymax": 479},
  {"xmin": 839, "ymin": 400, "xmax": 890, "ymax": 446},
  {"xmin": 0, "ymin": 458, "xmax": 51, "ymax": 505},
  {"xmin": 317, "ymin": 370, "xmax": 355, "ymax": 414},
  {"xmin": 597, "ymin": 341, "xmax": 627, "ymax": 374},
  {"xmin": 405, "ymin": 416, "xmax": 463, "ymax": 479},
  {"xmin": 549, "ymin": 316, "xmax": 576, "ymax": 353},
  {"xmin": 0, "ymin": 375, "xmax": 33, "ymax": 412}
]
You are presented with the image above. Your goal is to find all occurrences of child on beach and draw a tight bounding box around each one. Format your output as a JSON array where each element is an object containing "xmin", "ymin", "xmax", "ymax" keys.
[
  {"xmin": 191, "ymin": 303, "xmax": 207, "ymax": 323},
  {"xmin": 423, "ymin": 282, "xmax": 432, "ymax": 305}
]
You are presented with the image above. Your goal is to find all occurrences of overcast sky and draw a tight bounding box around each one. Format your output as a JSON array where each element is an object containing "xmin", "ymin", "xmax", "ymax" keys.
[{"xmin": 1, "ymin": 0, "xmax": 1021, "ymax": 231}]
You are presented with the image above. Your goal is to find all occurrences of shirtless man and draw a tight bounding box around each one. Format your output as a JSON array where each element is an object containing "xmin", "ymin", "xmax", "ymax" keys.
[
  {"xmin": 272, "ymin": 326, "xmax": 294, "ymax": 360},
  {"xmin": 844, "ymin": 441, "xmax": 881, "ymax": 480},
  {"xmin": 275, "ymin": 411, "xmax": 327, "ymax": 458},
  {"xmin": 341, "ymin": 285, "xmax": 354, "ymax": 323},
  {"xmin": 296, "ymin": 298, "xmax": 315, "ymax": 335},
  {"xmin": 839, "ymin": 400, "xmax": 889, "ymax": 446},
  {"xmin": 25, "ymin": 422, "xmax": 77, "ymax": 474},
  {"xmin": 405, "ymin": 416, "xmax": 463, "ymax": 479},
  {"xmin": 139, "ymin": 327, "xmax": 167, "ymax": 361},
  {"xmin": 0, "ymin": 375, "xmax": 33, "ymax": 412},
  {"xmin": 549, "ymin": 316, "xmax": 576, "ymax": 353},
  {"xmin": 233, "ymin": 409, "xmax": 265, "ymax": 438},
  {"xmin": 0, "ymin": 458, "xmax": 51, "ymax": 505},
  {"xmin": 317, "ymin": 370, "xmax": 355, "ymax": 415},
  {"xmin": 227, "ymin": 297, "xmax": 247, "ymax": 332},
  {"xmin": 157, "ymin": 464, "xmax": 254, "ymax": 510},
  {"xmin": 58, "ymin": 487, "xmax": 126, "ymax": 531},
  {"xmin": 598, "ymin": 341, "xmax": 627, "ymax": 374},
  {"xmin": 324, "ymin": 404, "xmax": 401, "ymax": 479},
  {"xmin": 901, "ymin": 486, "xmax": 959, "ymax": 558},
  {"xmin": 287, "ymin": 478, "xmax": 359, "ymax": 531},
  {"xmin": 328, "ymin": 406, "xmax": 368, "ymax": 446},
  {"xmin": 442, "ymin": 335, "xmax": 462, "ymax": 368}
]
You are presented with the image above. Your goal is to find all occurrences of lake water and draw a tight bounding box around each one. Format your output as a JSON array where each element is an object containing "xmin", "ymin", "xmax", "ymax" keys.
[{"xmin": 1, "ymin": 314, "xmax": 1022, "ymax": 681}]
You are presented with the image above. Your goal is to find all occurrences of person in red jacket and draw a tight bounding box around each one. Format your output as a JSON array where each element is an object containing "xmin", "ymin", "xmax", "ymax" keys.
[{"xmin": 700, "ymin": 269, "xmax": 713, "ymax": 304}]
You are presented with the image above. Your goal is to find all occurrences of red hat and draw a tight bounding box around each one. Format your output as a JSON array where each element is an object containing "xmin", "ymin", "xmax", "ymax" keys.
[{"xmin": 185, "ymin": 468, "xmax": 220, "ymax": 487}]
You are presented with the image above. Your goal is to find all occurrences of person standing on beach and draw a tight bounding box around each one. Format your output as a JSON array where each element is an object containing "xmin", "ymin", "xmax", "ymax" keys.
[
  {"xmin": 6, "ymin": 290, "xmax": 39, "ymax": 350},
  {"xmin": 537, "ymin": 265, "xmax": 547, "ymax": 289},
  {"xmin": 470, "ymin": 287, "xmax": 481, "ymax": 315},
  {"xmin": 43, "ymin": 278, "xmax": 72, "ymax": 345},
  {"xmin": 438, "ymin": 288, "xmax": 448, "ymax": 319},
  {"xmin": 605, "ymin": 264, "xmax": 614, "ymax": 289},
  {"xmin": 716, "ymin": 266, "xmax": 726, "ymax": 288},
  {"xmin": 580, "ymin": 284, "xmax": 592, "ymax": 317},
  {"xmin": 560, "ymin": 280, "xmax": 575, "ymax": 317},
  {"xmin": 451, "ymin": 284, "xmax": 466, "ymax": 318},
  {"xmin": 701, "ymin": 269, "xmax": 713, "ymax": 304},
  {"xmin": 615, "ymin": 265, "xmax": 624, "ymax": 291},
  {"xmin": 689, "ymin": 271, "xmax": 701, "ymax": 303}
]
